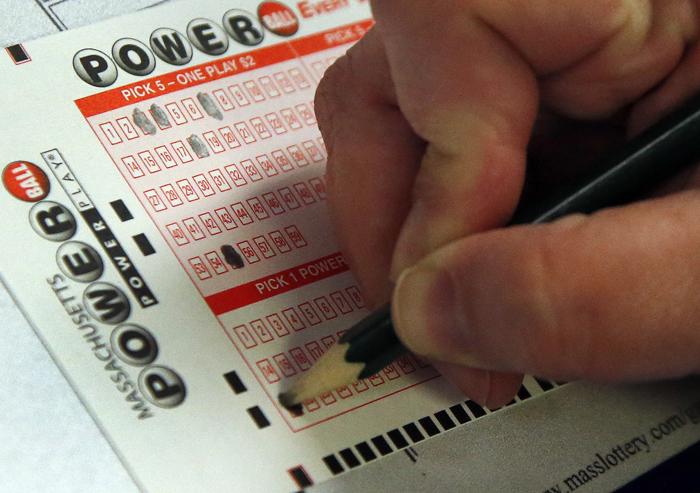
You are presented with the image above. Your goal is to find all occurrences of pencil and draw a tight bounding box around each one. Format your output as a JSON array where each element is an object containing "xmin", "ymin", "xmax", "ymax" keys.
[{"xmin": 278, "ymin": 92, "xmax": 700, "ymax": 412}]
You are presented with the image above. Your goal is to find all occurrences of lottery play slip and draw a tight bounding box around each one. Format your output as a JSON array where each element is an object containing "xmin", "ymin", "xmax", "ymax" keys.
[{"xmin": 0, "ymin": 1, "xmax": 561, "ymax": 491}]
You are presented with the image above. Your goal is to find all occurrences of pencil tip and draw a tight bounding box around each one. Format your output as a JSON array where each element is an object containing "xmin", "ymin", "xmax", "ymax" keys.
[{"xmin": 278, "ymin": 392, "xmax": 304, "ymax": 416}]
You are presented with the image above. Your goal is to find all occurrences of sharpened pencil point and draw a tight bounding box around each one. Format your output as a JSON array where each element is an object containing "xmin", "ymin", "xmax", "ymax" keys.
[{"xmin": 278, "ymin": 392, "xmax": 304, "ymax": 416}]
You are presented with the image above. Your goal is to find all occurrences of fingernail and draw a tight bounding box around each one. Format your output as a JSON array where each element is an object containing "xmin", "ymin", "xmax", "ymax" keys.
[{"xmin": 392, "ymin": 264, "xmax": 459, "ymax": 360}]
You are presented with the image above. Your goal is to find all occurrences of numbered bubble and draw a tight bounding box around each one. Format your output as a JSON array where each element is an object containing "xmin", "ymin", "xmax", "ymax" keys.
[
  {"xmin": 150, "ymin": 28, "xmax": 193, "ymax": 66},
  {"xmin": 73, "ymin": 49, "xmax": 118, "ymax": 87},
  {"xmin": 187, "ymin": 18, "xmax": 229, "ymax": 55},
  {"xmin": 29, "ymin": 201, "xmax": 77, "ymax": 242},
  {"xmin": 83, "ymin": 282, "xmax": 131, "ymax": 324},
  {"xmin": 56, "ymin": 241, "xmax": 103, "ymax": 283},
  {"xmin": 112, "ymin": 38, "xmax": 156, "ymax": 76},
  {"xmin": 222, "ymin": 9, "xmax": 264, "ymax": 46},
  {"xmin": 138, "ymin": 366, "xmax": 186, "ymax": 408},
  {"xmin": 111, "ymin": 324, "xmax": 158, "ymax": 366}
]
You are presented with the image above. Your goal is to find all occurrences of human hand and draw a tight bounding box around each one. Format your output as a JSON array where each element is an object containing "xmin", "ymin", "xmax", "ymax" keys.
[{"xmin": 315, "ymin": 0, "xmax": 700, "ymax": 407}]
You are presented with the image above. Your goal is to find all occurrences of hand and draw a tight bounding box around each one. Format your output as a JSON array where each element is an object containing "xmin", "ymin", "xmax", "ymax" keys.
[{"xmin": 315, "ymin": 0, "xmax": 700, "ymax": 407}]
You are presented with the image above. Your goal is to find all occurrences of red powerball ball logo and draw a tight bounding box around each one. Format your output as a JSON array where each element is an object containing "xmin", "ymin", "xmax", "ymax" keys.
[
  {"xmin": 2, "ymin": 161, "xmax": 50, "ymax": 202},
  {"xmin": 258, "ymin": 1, "xmax": 299, "ymax": 37}
]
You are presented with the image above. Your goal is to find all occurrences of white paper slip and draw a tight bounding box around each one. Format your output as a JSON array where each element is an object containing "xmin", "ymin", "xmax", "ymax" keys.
[
  {"xmin": 0, "ymin": 2, "xmax": 560, "ymax": 491},
  {"xmin": 1, "ymin": 0, "xmax": 173, "ymax": 47}
]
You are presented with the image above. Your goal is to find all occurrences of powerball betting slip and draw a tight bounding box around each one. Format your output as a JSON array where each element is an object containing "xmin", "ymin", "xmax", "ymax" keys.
[{"xmin": 0, "ymin": 1, "xmax": 559, "ymax": 491}]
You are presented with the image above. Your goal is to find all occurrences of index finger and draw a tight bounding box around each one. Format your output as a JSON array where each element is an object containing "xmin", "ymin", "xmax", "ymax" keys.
[
  {"xmin": 316, "ymin": 29, "xmax": 424, "ymax": 305},
  {"xmin": 372, "ymin": 0, "xmax": 695, "ymax": 275}
]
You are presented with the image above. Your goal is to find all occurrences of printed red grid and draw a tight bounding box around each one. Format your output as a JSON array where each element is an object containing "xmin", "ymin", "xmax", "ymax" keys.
[{"xmin": 77, "ymin": 15, "xmax": 438, "ymax": 431}]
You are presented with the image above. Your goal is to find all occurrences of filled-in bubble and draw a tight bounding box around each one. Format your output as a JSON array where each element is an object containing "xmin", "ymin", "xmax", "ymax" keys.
[
  {"xmin": 221, "ymin": 244, "xmax": 245, "ymax": 269},
  {"xmin": 187, "ymin": 134, "xmax": 210, "ymax": 158},
  {"xmin": 197, "ymin": 92, "xmax": 223, "ymax": 120},
  {"xmin": 133, "ymin": 108, "xmax": 157, "ymax": 135},
  {"xmin": 149, "ymin": 104, "xmax": 171, "ymax": 128}
]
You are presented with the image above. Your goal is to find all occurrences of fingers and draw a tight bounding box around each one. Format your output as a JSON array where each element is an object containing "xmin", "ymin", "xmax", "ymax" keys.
[
  {"xmin": 392, "ymin": 191, "xmax": 700, "ymax": 382},
  {"xmin": 315, "ymin": 29, "xmax": 424, "ymax": 305},
  {"xmin": 319, "ymin": 0, "xmax": 697, "ymax": 295},
  {"xmin": 542, "ymin": 0, "xmax": 698, "ymax": 119},
  {"xmin": 435, "ymin": 362, "xmax": 523, "ymax": 409},
  {"xmin": 316, "ymin": 31, "xmax": 523, "ymax": 404},
  {"xmin": 367, "ymin": 0, "xmax": 698, "ymax": 276},
  {"xmin": 372, "ymin": 0, "xmax": 538, "ymax": 276},
  {"xmin": 317, "ymin": 1, "xmax": 700, "ymax": 402},
  {"xmin": 629, "ymin": 41, "xmax": 700, "ymax": 135}
]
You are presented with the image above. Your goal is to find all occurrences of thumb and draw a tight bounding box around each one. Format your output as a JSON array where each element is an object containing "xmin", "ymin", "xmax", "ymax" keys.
[{"xmin": 391, "ymin": 192, "xmax": 700, "ymax": 382}]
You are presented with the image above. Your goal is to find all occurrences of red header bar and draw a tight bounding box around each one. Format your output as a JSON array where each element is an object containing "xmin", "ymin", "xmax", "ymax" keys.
[
  {"xmin": 205, "ymin": 252, "xmax": 349, "ymax": 315},
  {"xmin": 288, "ymin": 19, "xmax": 374, "ymax": 56},
  {"xmin": 75, "ymin": 19, "xmax": 373, "ymax": 118}
]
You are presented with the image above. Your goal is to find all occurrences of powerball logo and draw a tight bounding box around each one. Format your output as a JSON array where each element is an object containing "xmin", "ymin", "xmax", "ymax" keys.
[{"xmin": 74, "ymin": 1, "xmax": 309, "ymax": 88}]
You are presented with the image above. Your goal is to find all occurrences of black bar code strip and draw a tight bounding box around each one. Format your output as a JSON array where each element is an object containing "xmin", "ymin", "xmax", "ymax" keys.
[
  {"xmin": 339, "ymin": 448, "xmax": 361, "ymax": 468},
  {"xmin": 419, "ymin": 416, "xmax": 441, "ymax": 437},
  {"xmin": 449, "ymin": 404, "xmax": 471, "ymax": 424},
  {"xmin": 387, "ymin": 429, "xmax": 409, "ymax": 449},
  {"xmin": 465, "ymin": 400, "xmax": 487, "ymax": 418},
  {"xmin": 434, "ymin": 410, "xmax": 456, "ymax": 431},
  {"xmin": 403, "ymin": 422, "xmax": 425, "ymax": 443},
  {"xmin": 518, "ymin": 385, "xmax": 532, "ymax": 400},
  {"xmin": 371, "ymin": 435, "xmax": 392, "ymax": 456},
  {"xmin": 322, "ymin": 455, "xmax": 344, "ymax": 475},
  {"xmin": 321, "ymin": 378, "xmax": 562, "ymax": 476},
  {"xmin": 355, "ymin": 442, "xmax": 377, "ymax": 462},
  {"xmin": 536, "ymin": 378, "xmax": 555, "ymax": 391}
]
